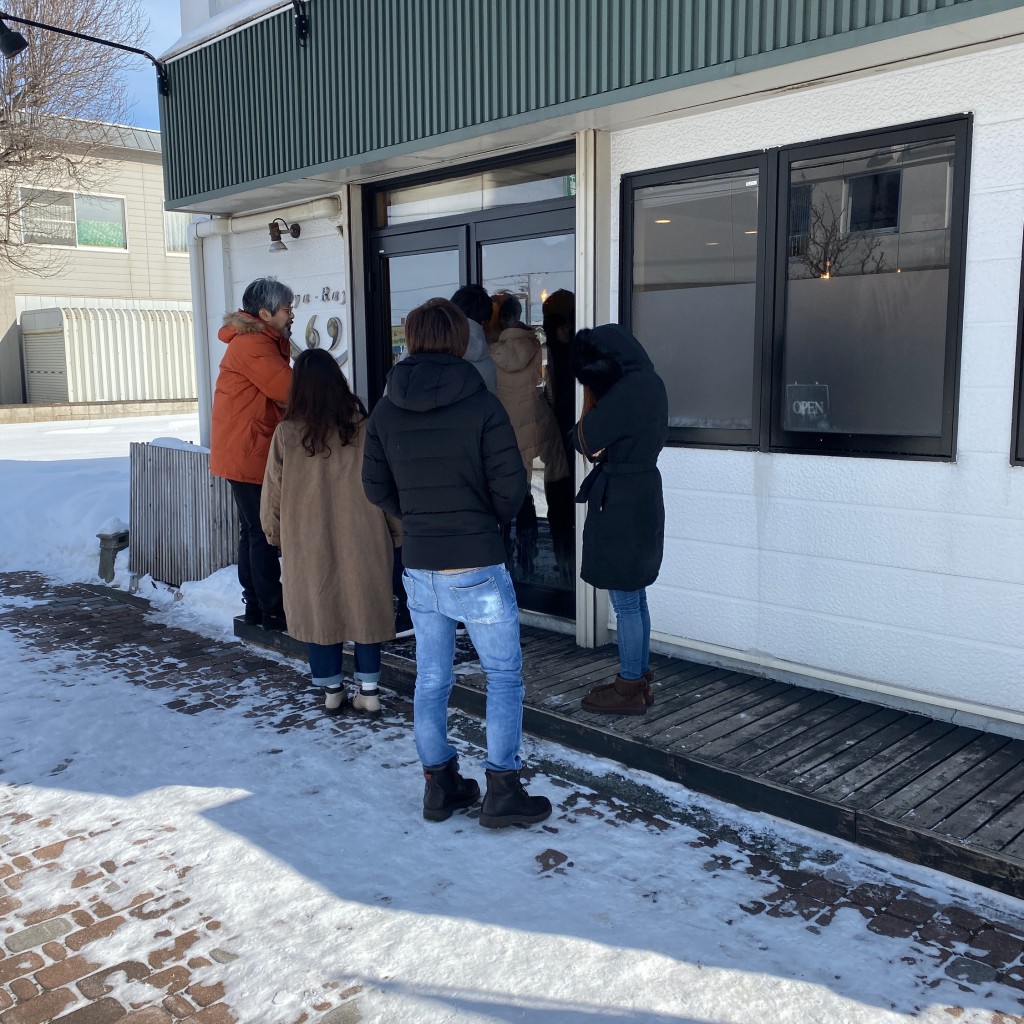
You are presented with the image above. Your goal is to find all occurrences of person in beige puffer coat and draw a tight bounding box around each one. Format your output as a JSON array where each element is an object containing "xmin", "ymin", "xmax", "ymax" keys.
[{"xmin": 488, "ymin": 294, "xmax": 569, "ymax": 572}]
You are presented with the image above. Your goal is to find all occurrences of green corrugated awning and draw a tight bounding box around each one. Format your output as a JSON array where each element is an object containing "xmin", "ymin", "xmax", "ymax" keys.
[{"xmin": 160, "ymin": 0, "xmax": 1018, "ymax": 209}]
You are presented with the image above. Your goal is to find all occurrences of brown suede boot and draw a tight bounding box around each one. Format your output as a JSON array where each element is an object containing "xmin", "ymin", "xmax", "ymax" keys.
[
  {"xmin": 588, "ymin": 669, "xmax": 655, "ymax": 706},
  {"xmin": 581, "ymin": 675, "xmax": 649, "ymax": 715}
]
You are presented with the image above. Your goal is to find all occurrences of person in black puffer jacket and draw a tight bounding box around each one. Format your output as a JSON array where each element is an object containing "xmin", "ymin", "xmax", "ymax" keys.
[
  {"xmin": 362, "ymin": 298, "xmax": 551, "ymax": 829},
  {"xmin": 571, "ymin": 324, "xmax": 669, "ymax": 717}
]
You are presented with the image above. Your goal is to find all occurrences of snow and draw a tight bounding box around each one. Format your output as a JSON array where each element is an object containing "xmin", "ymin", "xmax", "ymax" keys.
[
  {"xmin": 0, "ymin": 414, "xmax": 199, "ymax": 583},
  {"xmin": 1, "ymin": 412, "xmax": 1023, "ymax": 1024}
]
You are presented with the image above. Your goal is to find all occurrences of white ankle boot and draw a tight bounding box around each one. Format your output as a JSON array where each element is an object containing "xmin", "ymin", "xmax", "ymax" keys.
[
  {"xmin": 323, "ymin": 686, "xmax": 347, "ymax": 714},
  {"xmin": 352, "ymin": 689, "xmax": 380, "ymax": 714}
]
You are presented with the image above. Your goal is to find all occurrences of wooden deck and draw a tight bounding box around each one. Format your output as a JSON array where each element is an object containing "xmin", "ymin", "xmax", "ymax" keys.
[{"xmin": 240, "ymin": 619, "xmax": 1024, "ymax": 900}]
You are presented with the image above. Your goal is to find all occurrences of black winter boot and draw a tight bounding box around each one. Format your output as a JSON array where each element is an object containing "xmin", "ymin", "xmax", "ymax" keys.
[
  {"xmin": 422, "ymin": 757, "xmax": 481, "ymax": 822},
  {"xmin": 242, "ymin": 598, "xmax": 262, "ymax": 626},
  {"xmin": 479, "ymin": 770, "xmax": 552, "ymax": 829},
  {"xmin": 262, "ymin": 607, "xmax": 287, "ymax": 632}
]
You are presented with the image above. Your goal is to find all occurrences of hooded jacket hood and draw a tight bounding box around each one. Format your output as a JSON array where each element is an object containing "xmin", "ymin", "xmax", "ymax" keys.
[
  {"xmin": 572, "ymin": 323, "xmax": 654, "ymax": 398},
  {"xmin": 463, "ymin": 320, "xmax": 498, "ymax": 392},
  {"xmin": 490, "ymin": 327, "xmax": 540, "ymax": 374},
  {"xmin": 386, "ymin": 353, "xmax": 486, "ymax": 413}
]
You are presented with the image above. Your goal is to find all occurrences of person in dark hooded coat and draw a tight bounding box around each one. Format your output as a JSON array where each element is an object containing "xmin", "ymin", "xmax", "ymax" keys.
[
  {"xmin": 571, "ymin": 324, "xmax": 668, "ymax": 715},
  {"xmin": 362, "ymin": 297, "xmax": 551, "ymax": 829}
]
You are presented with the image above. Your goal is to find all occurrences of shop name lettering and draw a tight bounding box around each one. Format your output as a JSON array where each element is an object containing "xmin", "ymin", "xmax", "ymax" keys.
[
  {"xmin": 293, "ymin": 287, "xmax": 343, "ymax": 308},
  {"xmin": 792, "ymin": 399, "xmax": 826, "ymax": 417}
]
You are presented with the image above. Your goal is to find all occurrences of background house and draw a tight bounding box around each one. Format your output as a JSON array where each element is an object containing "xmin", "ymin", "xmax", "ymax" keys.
[{"xmin": 0, "ymin": 123, "xmax": 193, "ymax": 406}]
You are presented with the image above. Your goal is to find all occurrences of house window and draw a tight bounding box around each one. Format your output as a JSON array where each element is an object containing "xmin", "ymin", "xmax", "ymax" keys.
[
  {"xmin": 20, "ymin": 189, "xmax": 127, "ymax": 249},
  {"xmin": 847, "ymin": 170, "xmax": 902, "ymax": 233},
  {"xmin": 1013, "ymin": 228, "xmax": 1024, "ymax": 467},
  {"xmin": 164, "ymin": 210, "xmax": 190, "ymax": 253},
  {"xmin": 20, "ymin": 189, "xmax": 75, "ymax": 247},
  {"xmin": 621, "ymin": 117, "xmax": 970, "ymax": 458}
]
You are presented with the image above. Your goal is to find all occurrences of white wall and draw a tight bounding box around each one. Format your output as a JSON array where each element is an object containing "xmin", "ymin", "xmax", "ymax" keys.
[
  {"xmin": 611, "ymin": 41, "xmax": 1024, "ymax": 718},
  {"xmin": 202, "ymin": 216, "xmax": 350, "ymax": 409}
]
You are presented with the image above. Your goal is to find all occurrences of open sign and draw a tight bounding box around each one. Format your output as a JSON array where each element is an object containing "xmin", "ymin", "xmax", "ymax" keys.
[{"xmin": 786, "ymin": 384, "xmax": 831, "ymax": 431}]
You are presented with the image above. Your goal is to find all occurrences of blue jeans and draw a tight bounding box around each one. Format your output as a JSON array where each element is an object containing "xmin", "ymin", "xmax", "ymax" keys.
[
  {"xmin": 404, "ymin": 564, "xmax": 523, "ymax": 773},
  {"xmin": 307, "ymin": 642, "xmax": 381, "ymax": 688},
  {"xmin": 608, "ymin": 588, "xmax": 650, "ymax": 681}
]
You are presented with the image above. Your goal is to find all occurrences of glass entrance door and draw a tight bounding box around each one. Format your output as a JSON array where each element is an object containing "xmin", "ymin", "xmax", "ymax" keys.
[{"xmin": 367, "ymin": 155, "xmax": 576, "ymax": 620}]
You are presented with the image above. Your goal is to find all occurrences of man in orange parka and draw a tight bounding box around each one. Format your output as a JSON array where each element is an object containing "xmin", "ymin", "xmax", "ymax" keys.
[{"xmin": 210, "ymin": 278, "xmax": 294, "ymax": 631}]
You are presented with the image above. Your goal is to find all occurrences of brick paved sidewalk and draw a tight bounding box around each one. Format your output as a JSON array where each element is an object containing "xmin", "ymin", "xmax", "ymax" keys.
[{"xmin": 2, "ymin": 570, "xmax": 1024, "ymax": 1024}]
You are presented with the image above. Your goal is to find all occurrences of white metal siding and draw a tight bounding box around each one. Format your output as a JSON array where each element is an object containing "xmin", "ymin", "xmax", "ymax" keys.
[{"xmin": 20, "ymin": 307, "xmax": 197, "ymax": 403}]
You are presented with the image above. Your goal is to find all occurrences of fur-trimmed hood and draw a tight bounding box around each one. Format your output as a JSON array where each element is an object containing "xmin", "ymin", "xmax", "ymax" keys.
[{"xmin": 218, "ymin": 309, "xmax": 280, "ymax": 344}]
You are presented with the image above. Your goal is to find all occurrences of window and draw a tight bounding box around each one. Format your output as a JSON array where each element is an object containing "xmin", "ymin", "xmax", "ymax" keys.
[
  {"xmin": 376, "ymin": 150, "xmax": 576, "ymax": 227},
  {"xmin": 1013, "ymin": 227, "xmax": 1024, "ymax": 466},
  {"xmin": 20, "ymin": 189, "xmax": 127, "ymax": 249},
  {"xmin": 629, "ymin": 161, "xmax": 762, "ymax": 444},
  {"xmin": 621, "ymin": 117, "xmax": 970, "ymax": 458},
  {"xmin": 20, "ymin": 189, "xmax": 75, "ymax": 247},
  {"xmin": 164, "ymin": 210, "xmax": 191, "ymax": 253},
  {"xmin": 847, "ymin": 170, "xmax": 901, "ymax": 233}
]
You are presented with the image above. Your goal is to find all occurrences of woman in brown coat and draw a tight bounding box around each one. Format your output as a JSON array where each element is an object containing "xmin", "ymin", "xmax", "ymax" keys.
[
  {"xmin": 261, "ymin": 349, "xmax": 401, "ymax": 714},
  {"xmin": 488, "ymin": 294, "xmax": 569, "ymax": 572}
]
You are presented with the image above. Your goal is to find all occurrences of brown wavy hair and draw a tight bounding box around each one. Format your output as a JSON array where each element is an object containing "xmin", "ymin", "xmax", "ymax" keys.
[{"xmin": 283, "ymin": 348, "xmax": 366, "ymax": 457}]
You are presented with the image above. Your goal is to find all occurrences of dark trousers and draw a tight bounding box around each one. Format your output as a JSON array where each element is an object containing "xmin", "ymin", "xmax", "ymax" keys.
[{"xmin": 229, "ymin": 480, "xmax": 282, "ymax": 613}]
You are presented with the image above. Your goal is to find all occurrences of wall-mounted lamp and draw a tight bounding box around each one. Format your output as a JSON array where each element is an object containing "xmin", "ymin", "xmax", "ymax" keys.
[
  {"xmin": 292, "ymin": 0, "xmax": 309, "ymax": 46},
  {"xmin": 0, "ymin": 11, "xmax": 170, "ymax": 95},
  {"xmin": 0, "ymin": 17, "xmax": 27, "ymax": 57},
  {"xmin": 269, "ymin": 218, "xmax": 300, "ymax": 252}
]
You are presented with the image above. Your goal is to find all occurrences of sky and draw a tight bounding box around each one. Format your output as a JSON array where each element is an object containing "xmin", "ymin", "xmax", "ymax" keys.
[
  {"xmin": 2, "ymin": 412, "xmax": 1024, "ymax": 1022},
  {"xmin": 121, "ymin": 0, "xmax": 183, "ymax": 131}
]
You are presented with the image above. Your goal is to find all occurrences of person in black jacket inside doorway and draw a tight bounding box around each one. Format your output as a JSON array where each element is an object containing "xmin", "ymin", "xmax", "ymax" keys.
[
  {"xmin": 362, "ymin": 298, "xmax": 552, "ymax": 828},
  {"xmin": 572, "ymin": 324, "xmax": 669, "ymax": 716}
]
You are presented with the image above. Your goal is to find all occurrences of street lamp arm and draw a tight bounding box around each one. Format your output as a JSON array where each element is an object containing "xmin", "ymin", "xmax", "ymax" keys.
[{"xmin": 0, "ymin": 10, "xmax": 169, "ymax": 96}]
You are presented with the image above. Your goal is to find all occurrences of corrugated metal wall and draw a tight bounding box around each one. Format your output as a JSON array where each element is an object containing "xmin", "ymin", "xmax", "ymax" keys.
[
  {"xmin": 21, "ymin": 308, "xmax": 196, "ymax": 404},
  {"xmin": 129, "ymin": 442, "xmax": 238, "ymax": 588},
  {"xmin": 162, "ymin": 0, "xmax": 982, "ymax": 205}
]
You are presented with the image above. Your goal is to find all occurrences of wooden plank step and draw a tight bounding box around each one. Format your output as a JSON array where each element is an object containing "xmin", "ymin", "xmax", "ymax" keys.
[
  {"xmin": 765, "ymin": 709, "xmax": 907, "ymax": 788},
  {"xmin": 663, "ymin": 683, "xmax": 814, "ymax": 754},
  {"xmin": 635, "ymin": 671, "xmax": 775, "ymax": 740},
  {"xmin": 964, "ymin": 791, "xmax": 1024, "ymax": 854},
  {"xmin": 932, "ymin": 756, "xmax": 1024, "ymax": 842},
  {"xmin": 797, "ymin": 716, "xmax": 941, "ymax": 794},
  {"xmin": 846, "ymin": 727, "xmax": 985, "ymax": 811},
  {"xmin": 739, "ymin": 699, "xmax": 880, "ymax": 776},
  {"xmin": 899, "ymin": 741, "xmax": 1024, "ymax": 831},
  {"xmin": 870, "ymin": 732, "xmax": 1012, "ymax": 820},
  {"xmin": 815, "ymin": 719, "xmax": 959, "ymax": 805}
]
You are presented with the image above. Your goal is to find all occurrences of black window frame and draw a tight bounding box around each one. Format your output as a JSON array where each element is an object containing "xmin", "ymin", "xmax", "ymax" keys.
[
  {"xmin": 620, "ymin": 115, "xmax": 972, "ymax": 460},
  {"xmin": 1012, "ymin": 225, "xmax": 1024, "ymax": 467}
]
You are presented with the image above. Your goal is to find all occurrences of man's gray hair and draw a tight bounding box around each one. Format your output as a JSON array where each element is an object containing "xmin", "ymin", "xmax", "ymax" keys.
[{"xmin": 241, "ymin": 277, "xmax": 294, "ymax": 317}]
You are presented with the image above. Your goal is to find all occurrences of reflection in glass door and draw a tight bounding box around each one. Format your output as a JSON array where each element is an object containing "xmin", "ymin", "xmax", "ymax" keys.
[
  {"xmin": 384, "ymin": 248, "xmax": 461, "ymax": 370},
  {"xmin": 481, "ymin": 230, "xmax": 575, "ymax": 617}
]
